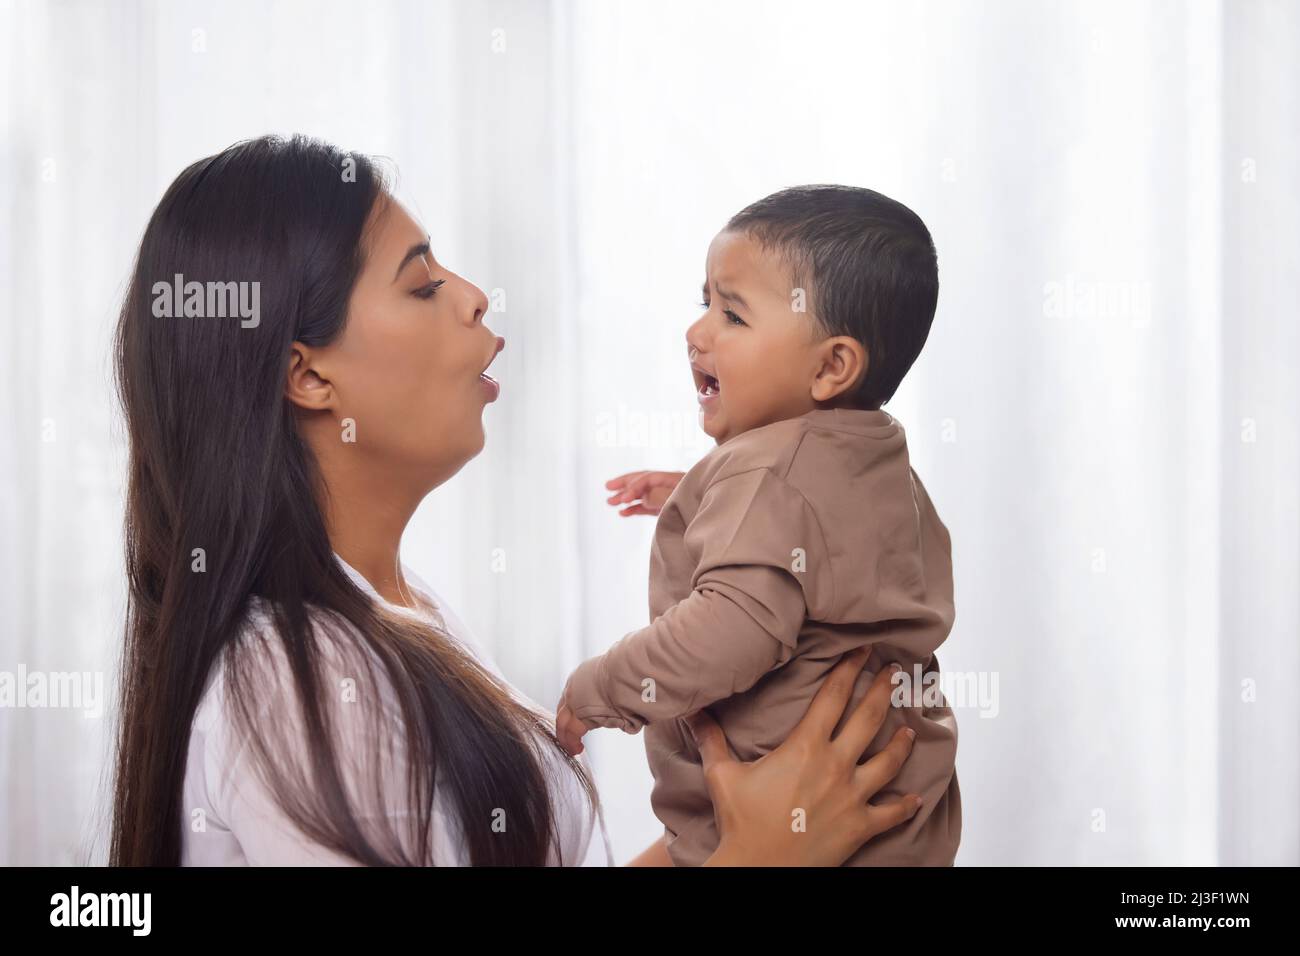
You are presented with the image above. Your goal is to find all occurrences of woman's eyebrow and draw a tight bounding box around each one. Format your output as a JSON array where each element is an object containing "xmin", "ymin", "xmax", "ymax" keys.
[{"xmin": 392, "ymin": 239, "xmax": 432, "ymax": 282}]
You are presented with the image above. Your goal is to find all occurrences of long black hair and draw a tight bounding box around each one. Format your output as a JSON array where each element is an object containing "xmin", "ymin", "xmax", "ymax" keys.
[{"xmin": 110, "ymin": 134, "xmax": 595, "ymax": 865}]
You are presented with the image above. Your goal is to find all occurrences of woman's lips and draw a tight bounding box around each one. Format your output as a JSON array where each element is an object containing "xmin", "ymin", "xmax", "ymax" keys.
[{"xmin": 480, "ymin": 336, "xmax": 504, "ymax": 403}]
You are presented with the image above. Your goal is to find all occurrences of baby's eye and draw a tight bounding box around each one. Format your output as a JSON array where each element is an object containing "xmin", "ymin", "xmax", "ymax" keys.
[{"xmin": 724, "ymin": 309, "xmax": 745, "ymax": 326}]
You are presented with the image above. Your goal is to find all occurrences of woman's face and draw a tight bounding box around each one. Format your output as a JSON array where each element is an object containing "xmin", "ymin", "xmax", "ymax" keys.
[{"xmin": 289, "ymin": 197, "xmax": 503, "ymax": 490}]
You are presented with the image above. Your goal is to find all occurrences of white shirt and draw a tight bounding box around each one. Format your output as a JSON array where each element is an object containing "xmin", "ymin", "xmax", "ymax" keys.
[{"xmin": 181, "ymin": 554, "xmax": 613, "ymax": 866}]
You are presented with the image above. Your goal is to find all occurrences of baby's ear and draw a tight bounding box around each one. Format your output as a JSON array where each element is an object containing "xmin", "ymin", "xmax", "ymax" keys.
[{"xmin": 810, "ymin": 336, "xmax": 868, "ymax": 403}]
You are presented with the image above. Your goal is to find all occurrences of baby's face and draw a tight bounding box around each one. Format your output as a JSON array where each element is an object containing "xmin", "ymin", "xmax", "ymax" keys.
[{"xmin": 686, "ymin": 229, "xmax": 823, "ymax": 445}]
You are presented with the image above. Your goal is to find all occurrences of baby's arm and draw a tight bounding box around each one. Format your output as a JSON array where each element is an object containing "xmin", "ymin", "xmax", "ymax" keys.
[
  {"xmin": 560, "ymin": 562, "xmax": 806, "ymax": 735},
  {"xmin": 558, "ymin": 466, "xmax": 830, "ymax": 753}
]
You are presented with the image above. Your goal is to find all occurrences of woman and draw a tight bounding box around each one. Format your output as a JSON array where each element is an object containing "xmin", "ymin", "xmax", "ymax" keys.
[{"xmin": 110, "ymin": 134, "xmax": 924, "ymax": 866}]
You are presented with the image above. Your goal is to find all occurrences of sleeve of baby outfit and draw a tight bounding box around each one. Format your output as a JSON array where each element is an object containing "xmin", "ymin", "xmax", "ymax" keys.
[{"xmin": 562, "ymin": 467, "xmax": 832, "ymax": 733}]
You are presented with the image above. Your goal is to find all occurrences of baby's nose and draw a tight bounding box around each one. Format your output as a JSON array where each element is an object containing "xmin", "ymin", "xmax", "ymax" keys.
[{"xmin": 685, "ymin": 318, "xmax": 709, "ymax": 356}]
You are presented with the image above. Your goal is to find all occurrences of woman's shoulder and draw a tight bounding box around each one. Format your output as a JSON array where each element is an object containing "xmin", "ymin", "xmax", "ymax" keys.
[
  {"xmin": 186, "ymin": 568, "xmax": 612, "ymax": 866},
  {"xmin": 393, "ymin": 566, "xmax": 613, "ymax": 865},
  {"xmin": 189, "ymin": 577, "xmax": 511, "ymax": 814},
  {"xmin": 398, "ymin": 567, "xmax": 503, "ymax": 676},
  {"xmin": 185, "ymin": 594, "xmax": 440, "ymax": 864},
  {"xmin": 196, "ymin": 593, "xmax": 407, "ymax": 732}
]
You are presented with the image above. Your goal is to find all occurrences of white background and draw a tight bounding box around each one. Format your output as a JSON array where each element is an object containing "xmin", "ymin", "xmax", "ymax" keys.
[{"xmin": 0, "ymin": 0, "xmax": 1296, "ymax": 865}]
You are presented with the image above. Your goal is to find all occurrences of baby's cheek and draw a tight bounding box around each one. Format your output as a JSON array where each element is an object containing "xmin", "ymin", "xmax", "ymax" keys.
[{"xmin": 739, "ymin": 380, "xmax": 782, "ymax": 423}]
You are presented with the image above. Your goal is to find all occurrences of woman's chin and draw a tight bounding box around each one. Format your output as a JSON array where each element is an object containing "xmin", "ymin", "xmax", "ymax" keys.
[
  {"xmin": 466, "ymin": 420, "xmax": 488, "ymax": 457},
  {"xmin": 420, "ymin": 422, "xmax": 487, "ymax": 484}
]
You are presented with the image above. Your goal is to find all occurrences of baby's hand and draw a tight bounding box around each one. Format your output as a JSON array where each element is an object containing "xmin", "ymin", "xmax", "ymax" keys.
[
  {"xmin": 555, "ymin": 700, "xmax": 591, "ymax": 756},
  {"xmin": 605, "ymin": 471, "xmax": 686, "ymax": 517}
]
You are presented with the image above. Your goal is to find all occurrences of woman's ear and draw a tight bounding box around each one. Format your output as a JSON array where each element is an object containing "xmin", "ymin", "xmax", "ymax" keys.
[
  {"xmin": 810, "ymin": 336, "xmax": 868, "ymax": 403},
  {"xmin": 284, "ymin": 342, "xmax": 335, "ymax": 412}
]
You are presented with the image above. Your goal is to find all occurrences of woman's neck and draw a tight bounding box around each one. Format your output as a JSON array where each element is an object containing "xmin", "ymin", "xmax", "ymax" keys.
[{"xmin": 319, "ymin": 468, "xmax": 423, "ymax": 609}]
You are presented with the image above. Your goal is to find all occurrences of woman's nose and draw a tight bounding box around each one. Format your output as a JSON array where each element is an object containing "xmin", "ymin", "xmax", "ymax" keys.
[{"xmin": 467, "ymin": 284, "xmax": 489, "ymax": 325}]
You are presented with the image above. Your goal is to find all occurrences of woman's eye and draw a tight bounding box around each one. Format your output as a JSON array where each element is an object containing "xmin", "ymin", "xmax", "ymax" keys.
[{"xmin": 413, "ymin": 279, "xmax": 446, "ymax": 300}]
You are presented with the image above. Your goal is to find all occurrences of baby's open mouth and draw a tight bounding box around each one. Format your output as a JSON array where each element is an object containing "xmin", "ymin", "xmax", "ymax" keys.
[{"xmin": 692, "ymin": 364, "xmax": 720, "ymax": 400}]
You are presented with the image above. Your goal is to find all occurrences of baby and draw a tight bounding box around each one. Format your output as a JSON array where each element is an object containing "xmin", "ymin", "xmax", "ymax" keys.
[{"xmin": 557, "ymin": 185, "xmax": 961, "ymax": 866}]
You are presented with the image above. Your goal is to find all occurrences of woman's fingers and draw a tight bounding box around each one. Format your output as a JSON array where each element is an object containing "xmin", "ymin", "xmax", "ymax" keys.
[
  {"xmin": 860, "ymin": 793, "xmax": 924, "ymax": 841},
  {"xmin": 788, "ymin": 646, "xmax": 872, "ymax": 746},
  {"xmin": 688, "ymin": 680, "xmax": 924, "ymax": 866},
  {"xmin": 685, "ymin": 708, "xmax": 737, "ymax": 774},
  {"xmin": 852, "ymin": 725, "xmax": 916, "ymax": 801},
  {"xmin": 831, "ymin": 661, "xmax": 899, "ymax": 760}
]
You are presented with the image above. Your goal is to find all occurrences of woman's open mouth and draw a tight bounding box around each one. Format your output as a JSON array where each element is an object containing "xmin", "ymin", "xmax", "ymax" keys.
[{"xmin": 480, "ymin": 337, "xmax": 504, "ymax": 403}]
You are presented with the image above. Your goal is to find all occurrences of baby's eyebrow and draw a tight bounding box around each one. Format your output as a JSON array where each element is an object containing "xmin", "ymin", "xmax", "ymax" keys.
[{"xmin": 713, "ymin": 283, "xmax": 749, "ymax": 310}]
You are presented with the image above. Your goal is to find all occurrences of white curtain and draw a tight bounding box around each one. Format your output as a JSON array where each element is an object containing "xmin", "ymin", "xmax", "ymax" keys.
[{"xmin": 1, "ymin": 0, "xmax": 1295, "ymax": 866}]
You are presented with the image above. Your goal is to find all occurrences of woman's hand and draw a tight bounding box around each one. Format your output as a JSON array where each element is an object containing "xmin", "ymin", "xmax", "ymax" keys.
[
  {"xmin": 604, "ymin": 471, "xmax": 686, "ymax": 517},
  {"xmin": 693, "ymin": 649, "xmax": 921, "ymax": 866}
]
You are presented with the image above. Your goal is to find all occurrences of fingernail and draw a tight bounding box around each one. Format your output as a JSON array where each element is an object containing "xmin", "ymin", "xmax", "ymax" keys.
[
  {"xmin": 905, "ymin": 727, "xmax": 917, "ymax": 741},
  {"xmin": 912, "ymin": 796, "xmax": 924, "ymax": 811}
]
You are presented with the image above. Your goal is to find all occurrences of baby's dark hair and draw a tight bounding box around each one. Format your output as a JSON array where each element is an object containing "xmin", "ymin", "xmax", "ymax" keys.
[{"xmin": 726, "ymin": 184, "xmax": 939, "ymax": 408}]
